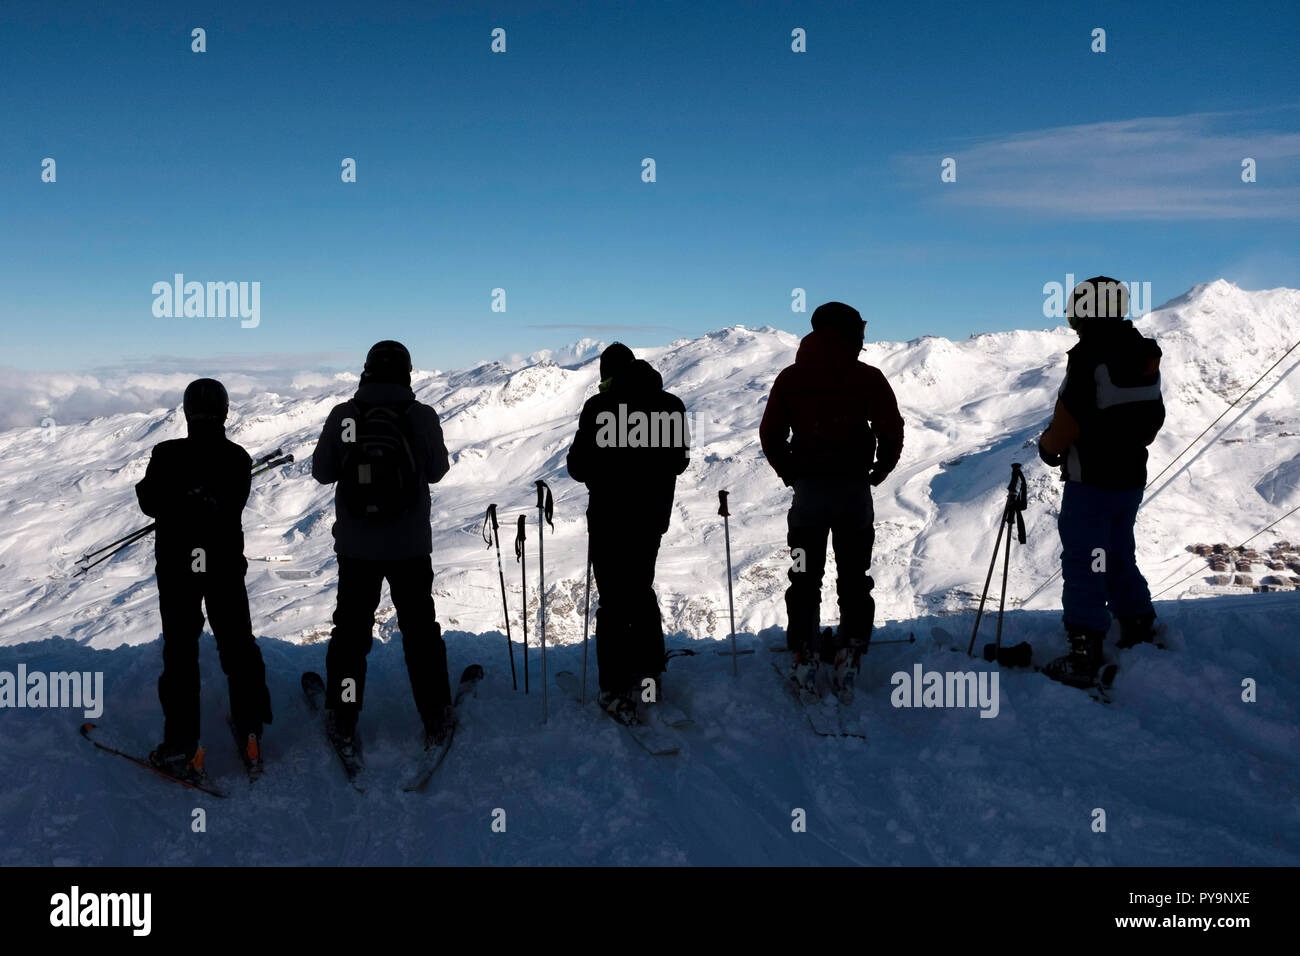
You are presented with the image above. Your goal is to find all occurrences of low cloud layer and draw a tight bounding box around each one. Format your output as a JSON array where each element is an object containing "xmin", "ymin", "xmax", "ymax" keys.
[{"xmin": 0, "ymin": 353, "xmax": 360, "ymax": 430}]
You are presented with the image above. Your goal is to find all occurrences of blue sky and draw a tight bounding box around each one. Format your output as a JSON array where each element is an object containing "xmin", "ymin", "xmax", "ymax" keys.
[{"xmin": 2, "ymin": 0, "xmax": 1298, "ymax": 376}]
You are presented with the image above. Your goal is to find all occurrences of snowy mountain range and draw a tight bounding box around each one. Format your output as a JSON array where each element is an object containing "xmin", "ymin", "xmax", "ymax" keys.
[
  {"xmin": 2, "ymin": 279, "xmax": 1298, "ymax": 867},
  {"xmin": 1, "ymin": 279, "xmax": 1298, "ymax": 651}
]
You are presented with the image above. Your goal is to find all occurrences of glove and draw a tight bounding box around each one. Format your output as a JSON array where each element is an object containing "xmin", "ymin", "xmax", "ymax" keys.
[{"xmin": 1037, "ymin": 440, "xmax": 1064, "ymax": 467}]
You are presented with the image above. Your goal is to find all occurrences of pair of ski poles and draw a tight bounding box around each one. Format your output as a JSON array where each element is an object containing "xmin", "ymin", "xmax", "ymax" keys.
[
  {"xmin": 73, "ymin": 448, "xmax": 295, "ymax": 577},
  {"xmin": 483, "ymin": 487, "xmax": 746, "ymax": 712},
  {"xmin": 483, "ymin": 481, "xmax": 555, "ymax": 721}
]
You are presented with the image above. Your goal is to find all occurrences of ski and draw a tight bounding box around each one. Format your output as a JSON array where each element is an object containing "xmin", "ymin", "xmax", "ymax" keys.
[
  {"xmin": 401, "ymin": 664, "xmax": 485, "ymax": 793},
  {"xmin": 80, "ymin": 722, "xmax": 228, "ymax": 798},
  {"xmin": 770, "ymin": 661, "xmax": 865, "ymax": 739},
  {"xmin": 650, "ymin": 699, "xmax": 693, "ymax": 729},
  {"xmin": 301, "ymin": 671, "xmax": 366, "ymax": 792},
  {"xmin": 554, "ymin": 670, "xmax": 679, "ymax": 756}
]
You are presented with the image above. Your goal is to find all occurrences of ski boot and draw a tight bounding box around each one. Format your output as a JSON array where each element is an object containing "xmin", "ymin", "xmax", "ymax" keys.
[
  {"xmin": 791, "ymin": 646, "xmax": 820, "ymax": 694},
  {"xmin": 1116, "ymin": 612, "xmax": 1159, "ymax": 649},
  {"xmin": 423, "ymin": 705, "xmax": 458, "ymax": 751},
  {"xmin": 598, "ymin": 688, "xmax": 639, "ymax": 727},
  {"xmin": 822, "ymin": 627, "xmax": 864, "ymax": 704},
  {"xmin": 1043, "ymin": 628, "xmax": 1108, "ymax": 689},
  {"xmin": 831, "ymin": 645, "xmax": 859, "ymax": 704},
  {"xmin": 812, "ymin": 627, "xmax": 846, "ymax": 698},
  {"xmin": 236, "ymin": 732, "xmax": 264, "ymax": 779},
  {"xmin": 149, "ymin": 741, "xmax": 210, "ymax": 786}
]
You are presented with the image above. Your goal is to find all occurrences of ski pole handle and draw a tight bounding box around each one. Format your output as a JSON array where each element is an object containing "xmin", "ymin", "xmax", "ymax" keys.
[
  {"xmin": 718, "ymin": 490, "xmax": 730, "ymax": 518},
  {"xmin": 252, "ymin": 447, "xmax": 283, "ymax": 468},
  {"xmin": 487, "ymin": 503, "xmax": 499, "ymax": 531},
  {"xmin": 535, "ymin": 480, "xmax": 554, "ymax": 528}
]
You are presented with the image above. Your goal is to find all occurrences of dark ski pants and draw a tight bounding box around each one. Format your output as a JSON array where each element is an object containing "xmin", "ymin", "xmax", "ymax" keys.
[
  {"xmin": 589, "ymin": 526, "xmax": 665, "ymax": 694},
  {"xmin": 1058, "ymin": 481, "xmax": 1154, "ymax": 633},
  {"xmin": 785, "ymin": 477, "xmax": 876, "ymax": 657},
  {"xmin": 325, "ymin": 555, "xmax": 450, "ymax": 734},
  {"xmin": 156, "ymin": 560, "xmax": 271, "ymax": 751}
]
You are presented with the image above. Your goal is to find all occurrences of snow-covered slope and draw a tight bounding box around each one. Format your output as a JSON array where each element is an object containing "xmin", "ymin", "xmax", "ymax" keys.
[
  {"xmin": 2, "ymin": 279, "xmax": 1297, "ymax": 650},
  {"xmin": 1, "ymin": 596, "xmax": 1296, "ymax": 865}
]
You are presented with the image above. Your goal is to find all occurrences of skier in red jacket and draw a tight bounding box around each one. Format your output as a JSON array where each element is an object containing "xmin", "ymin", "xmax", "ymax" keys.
[{"xmin": 760, "ymin": 302, "xmax": 904, "ymax": 694}]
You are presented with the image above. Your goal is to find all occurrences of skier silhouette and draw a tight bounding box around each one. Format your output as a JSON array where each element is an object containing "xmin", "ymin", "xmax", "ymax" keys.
[
  {"xmin": 1039, "ymin": 276, "xmax": 1165, "ymax": 687},
  {"xmin": 566, "ymin": 344, "xmax": 689, "ymax": 724},
  {"xmin": 760, "ymin": 302, "xmax": 904, "ymax": 694},
  {"xmin": 136, "ymin": 378, "xmax": 272, "ymax": 781},
  {"xmin": 311, "ymin": 341, "xmax": 453, "ymax": 756}
]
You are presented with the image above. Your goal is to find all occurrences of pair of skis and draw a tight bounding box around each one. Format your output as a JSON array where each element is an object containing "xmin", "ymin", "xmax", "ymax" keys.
[
  {"xmin": 301, "ymin": 664, "xmax": 485, "ymax": 793},
  {"xmin": 769, "ymin": 659, "xmax": 867, "ymax": 739},
  {"xmin": 553, "ymin": 670, "xmax": 690, "ymax": 756}
]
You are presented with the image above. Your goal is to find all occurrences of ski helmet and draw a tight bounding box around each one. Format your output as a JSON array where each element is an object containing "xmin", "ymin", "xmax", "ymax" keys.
[
  {"xmin": 810, "ymin": 301, "xmax": 866, "ymax": 342},
  {"xmin": 1066, "ymin": 276, "xmax": 1129, "ymax": 328},
  {"xmin": 363, "ymin": 340, "xmax": 413, "ymax": 385},
  {"xmin": 182, "ymin": 378, "xmax": 229, "ymax": 424}
]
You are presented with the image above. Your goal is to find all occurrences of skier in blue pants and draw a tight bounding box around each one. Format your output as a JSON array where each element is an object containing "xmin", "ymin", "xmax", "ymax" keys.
[{"xmin": 1038, "ymin": 276, "xmax": 1166, "ymax": 687}]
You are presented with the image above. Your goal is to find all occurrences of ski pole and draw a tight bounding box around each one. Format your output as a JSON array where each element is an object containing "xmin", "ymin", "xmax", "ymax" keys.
[
  {"xmin": 718, "ymin": 490, "xmax": 739, "ymax": 677},
  {"xmin": 535, "ymin": 480, "xmax": 554, "ymax": 724},
  {"xmin": 484, "ymin": 504, "xmax": 518, "ymax": 691},
  {"xmin": 252, "ymin": 447, "xmax": 283, "ymax": 469},
  {"xmin": 78, "ymin": 525, "xmax": 157, "ymax": 562},
  {"xmin": 75, "ymin": 448, "xmax": 293, "ymax": 577},
  {"xmin": 250, "ymin": 453, "xmax": 294, "ymax": 478},
  {"xmin": 74, "ymin": 526, "xmax": 156, "ymax": 575},
  {"xmin": 581, "ymin": 536, "xmax": 592, "ymax": 707},
  {"xmin": 515, "ymin": 514, "xmax": 528, "ymax": 694}
]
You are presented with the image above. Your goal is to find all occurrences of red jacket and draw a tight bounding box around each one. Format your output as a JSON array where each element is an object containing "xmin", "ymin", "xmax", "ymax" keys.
[{"xmin": 760, "ymin": 329, "xmax": 904, "ymax": 485}]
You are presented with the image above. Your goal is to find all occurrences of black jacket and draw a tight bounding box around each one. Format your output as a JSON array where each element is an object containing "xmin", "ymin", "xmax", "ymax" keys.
[
  {"xmin": 1050, "ymin": 320, "xmax": 1165, "ymax": 490},
  {"xmin": 567, "ymin": 359, "xmax": 689, "ymax": 535},
  {"xmin": 760, "ymin": 328, "xmax": 904, "ymax": 486},
  {"xmin": 311, "ymin": 382, "xmax": 451, "ymax": 559},
  {"xmin": 136, "ymin": 424, "xmax": 252, "ymax": 567}
]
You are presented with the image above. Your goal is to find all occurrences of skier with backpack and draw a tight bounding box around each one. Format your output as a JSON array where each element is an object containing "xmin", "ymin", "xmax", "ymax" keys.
[
  {"xmin": 566, "ymin": 344, "xmax": 690, "ymax": 725},
  {"xmin": 760, "ymin": 302, "xmax": 904, "ymax": 696},
  {"xmin": 136, "ymin": 378, "xmax": 273, "ymax": 782},
  {"xmin": 1038, "ymin": 276, "xmax": 1165, "ymax": 688},
  {"xmin": 310, "ymin": 341, "xmax": 454, "ymax": 761}
]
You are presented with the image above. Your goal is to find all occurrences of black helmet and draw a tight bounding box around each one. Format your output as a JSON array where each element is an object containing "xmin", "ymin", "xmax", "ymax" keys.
[
  {"xmin": 362, "ymin": 340, "xmax": 413, "ymax": 385},
  {"xmin": 811, "ymin": 301, "xmax": 866, "ymax": 341},
  {"xmin": 182, "ymin": 378, "xmax": 229, "ymax": 424},
  {"xmin": 1067, "ymin": 276, "xmax": 1129, "ymax": 328}
]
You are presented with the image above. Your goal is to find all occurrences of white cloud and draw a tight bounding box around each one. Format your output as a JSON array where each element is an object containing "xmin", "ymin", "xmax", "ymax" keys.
[{"xmin": 907, "ymin": 107, "xmax": 1300, "ymax": 220}]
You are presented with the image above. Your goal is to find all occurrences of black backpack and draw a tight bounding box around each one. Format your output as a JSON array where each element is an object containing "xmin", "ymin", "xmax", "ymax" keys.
[{"xmin": 339, "ymin": 400, "xmax": 420, "ymax": 522}]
